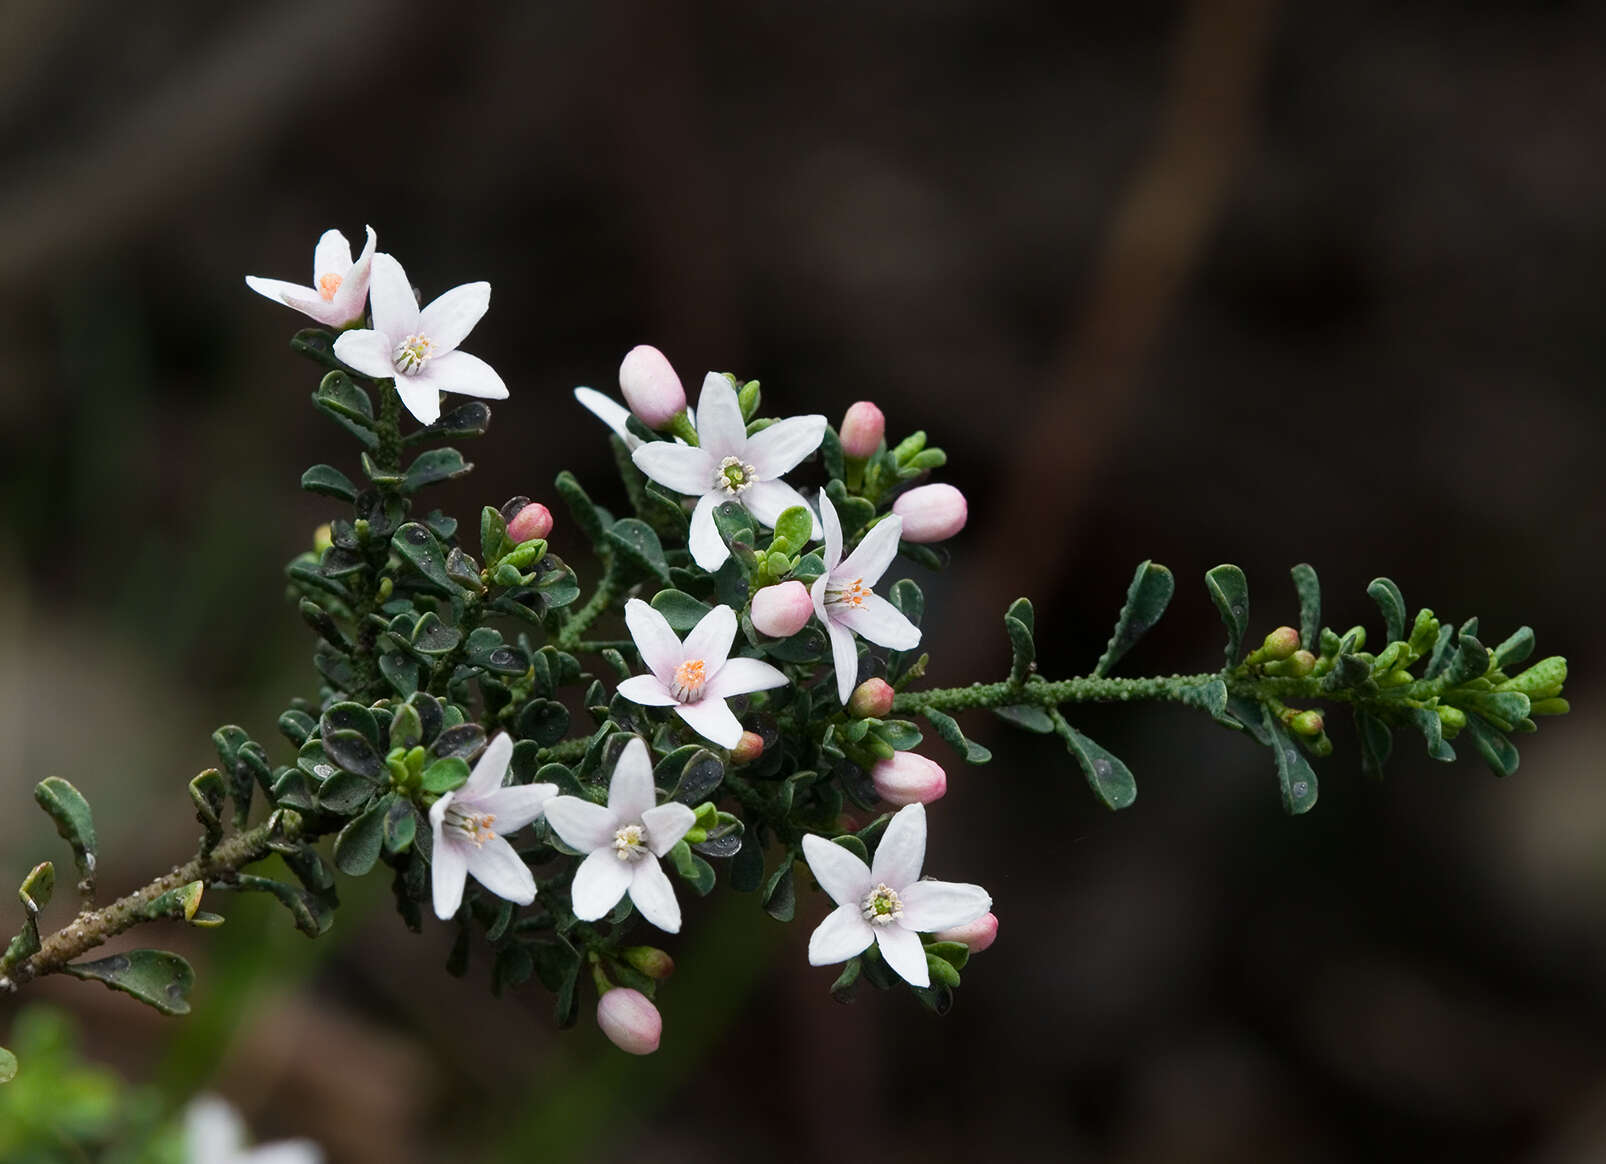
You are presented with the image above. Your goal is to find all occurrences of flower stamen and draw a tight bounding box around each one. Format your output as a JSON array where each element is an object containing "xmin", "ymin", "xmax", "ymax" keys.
[
  {"xmin": 860, "ymin": 882, "xmax": 904, "ymax": 926},
  {"xmin": 827, "ymin": 577, "xmax": 872, "ymax": 610},
  {"xmin": 672, "ymin": 658, "xmax": 708, "ymax": 702},
  {"xmin": 394, "ymin": 332, "xmax": 435, "ymax": 375},
  {"xmin": 318, "ymin": 272, "xmax": 343, "ymax": 301},
  {"xmin": 446, "ymin": 807, "xmax": 497, "ymax": 847},
  {"xmin": 713, "ymin": 456, "xmax": 758, "ymax": 495},
  {"xmin": 613, "ymin": 823, "xmax": 649, "ymax": 862}
]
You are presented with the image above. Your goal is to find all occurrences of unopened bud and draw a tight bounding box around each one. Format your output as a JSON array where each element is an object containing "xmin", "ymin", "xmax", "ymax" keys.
[
  {"xmin": 618, "ymin": 344, "xmax": 687, "ymax": 429},
  {"xmin": 750, "ymin": 580, "xmax": 814, "ymax": 638},
  {"xmin": 620, "ymin": 946, "xmax": 675, "ymax": 981},
  {"xmin": 1497, "ymin": 656, "xmax": 1567, "ymax": 701},
  {"xmin": 934, "ymin": 911, "xmax": 998, "ymax": 953},
  {"xmin": 313, "ymin": 524, "xmax": 333, "ymax": 554},
  {"xmin": 891, "ymin": 483, "xmax": 968, "ymax": 543},
  {"xmin": 1288, "ymin": 710, "xmax": 1324, "ymax": 737},
  {"xmin": 871, "ymin": 752, "xmax": 947, "ymax": 806},
  {"xmin": 506, "ymin": 501, "xmax": 553, "ymax": 544},
  {"xmin": 730, "ymin": 731, "xmax": 765, "ymax": 765},
  {"xmin": 596, "ymin": 987, "xmax": 661, "ymax": 1055},
  {"xmin": 1263, "ymin": 627, "xmax": 1300, "ymax": 661},
  {"xmin": 848, "ymin": 678, "xmax": 895, "ymax": 719},
  {"xmin": 1436, "ymin": 705, "xmax": 1467, "ymax": 731},
  {"xmin": 839, "ymin": 401, "xmax": 885, "ymax": 460}
]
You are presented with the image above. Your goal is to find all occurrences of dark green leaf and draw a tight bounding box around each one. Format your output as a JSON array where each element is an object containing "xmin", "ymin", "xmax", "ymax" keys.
[
  {"xmin": 888, "ymin": 578, "xmax": 924, "ymax": 625},
  {"xmin": 1356, "ymin": 710, "xmax": 1392, "ymax": 778},
  {"xmin": 300, "ymin": 463, "xmax": 358, "ymax": 502},
  {"xmin": 393, "ymin": 522, "xmax": 456, "ymax": 591},
  {"xmin": 1004, "ymin": 596, "xmax": 1035, "ymax": 684},
  {"xmin": 554, "ymin": 471, "xmax": 607, "ymax": 546},
  {"xmin": 1367, "ymin": 577, "xmax": 1407, "ymax": 645},
  {"xmin": 431, "ymin": 723, "xmax": 486, "ymax": 761},
  {"xmin": 404, "ymin": 400, "xmax": 492, "ymax": 447},
  {"xmin": 317, "ymin": 771, "xmax": 377, "ymax": 814},
  {"xmin": 871, "ymin": 720, "xmax": 924, "ymax": 751},
  {"xmin": 334, "ymin": 801, "xmax": 387, "ymax": 876},
  {"xmin": 1261, "ymin": 706, "xmax": 1319, "ymax": 815},
  {"xmin": 762, "ymin": 857, "xmax": 796, "ymax": 921},
  {"xmin": 383, "ymin": 797, "xmax": 419, "ymax": 854},
  {"xmin": 189, "ymin": 768, "xmax": 227, "ymax": 847},
  {"xmin": 1443, "ymin": 635, "xmax": 1490, "ymax": 687},
  {"xmin": 389, "ymin": 703, "xmax": 424, "ymax": 751},
  {"xmin": 764, "ymin": 623, "xmax": 829, "ymax": 663},
  {"xmin": 829, "ymin": 957, "xmax": 860, "ymax": 1003},
  {"xmin": 311, "ymin": 371, "xmax": 379, "ymax": 448},
  {"xmin": 1095, "ymin": 560, "xmax": 1175, "ymax": 676},
  {"xmin": 651, "ymin": 589, "xmax": 713, "ymax": 634},
  {"xmin": 920, "ymin": 708, "xmax": 992, "ymax": 764},
  {"xmin": 516, "ymin": 699, "xmax": 570, "ymax": 747},
  {"xmin": 321, "ymin": 729, "xmax": 383, "ymax": 780},
  {"xmin": 232, "ymin": 875, "xmax": 332, "ymax": 938},
  {"xmin": 608, "ymin": 518, "xmax": 672, "ymax": 584},
  {"xmin": 674, "ymin": 750, "xmax": 724, "ymax": 803},
  {"xmin": 62, "ymin": 949, "xmax": 195, "ymax": 1016},
  {"xmin": 1462, "ymin": 714, "xmax": 1519, "ymax": 777},
  {"xmin": 277, "ymin": 709, "xmax": 316, "ymax": 747},
  {"xmin": 1492, "ymin": 626, "xmax": 1535, "ymax": 671},
  {"xmin": 402, "ymin": 447, "xmax": 472, "ymax": 493},
  {"xmin": 992, "ymin": 704, "xmax": 1056, "ymax": 734},
  {"xmin": 1051, "ymin": 712, "xmax": 1137, "ymax": 811},
  {"xmin": 1290, "ymin": 563, "xmax": 1321, "ymax": 652},
  {"xmin": 1425, "ymin": 624, "xmax": 1456, "ymax": 679},
  {"xmin": 1205, "ymin": 564, "xmax": 1250, "ymax": 665},
  {"xmin": 481, "ymin": 504, "xmax": 511, "ymax": 566},
  {"xmin": 323, "ymin": 702, "xmax": 380, "ymax": 748},
  {"xmin": 465, "ymin": 627, "xmax": 529, "ymax": 676},
  {"xmin": 33, "ymin": 777, "xmax": 96, "ymax": 887},
  {"xmin": 379, "ymin": 651, "xmax": 422, "ymax": 697}
]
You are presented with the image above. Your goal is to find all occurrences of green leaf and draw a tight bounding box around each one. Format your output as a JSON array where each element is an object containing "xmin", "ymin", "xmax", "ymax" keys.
[
  {"xmin": 393, "ymin": 521, "xmax": 457, "ymax": 591},
  {"xmin": 764, "ymin": 623, "xmax": 830, "ymax": 663},
  {"xmin": 1442, "ymin": 634, "xmax": 1490, "ymax": 686},
  {"xmin": 379, "ymin": 651, "xmax": 422, "ymax": 697},
  {"xmin": 554, "ymin": 470, "xmax": 608, "ymax": 546},
  {"xmin": 334, "ymin": 801, "xmax": 386, "ymax": 876},
  {"xmin": 300, "ymin": 463, "xmax": 358, "ymax": 502},
  {"xmin": 465, "ymin": 627, "xmax": 529, "ymax": 676},
  {"xmin": 516, "ymin": 699, "xmax": 571, "ymax": 747},
  {"xmin": 189, "ymin": 768, "xmax": 226, "ymax": 849},
  {"xmin": 321, "ymin": 729, "xmax": 383, "ymax": 780},
  {"xmin": 674, "ymin": 750, "xmax": 724, "ymax": 804},
  {"xmin": 311, "ymin": 371, "xmax": 378, "ymax": 448},
  {"xmin": 1050, "ymin": 712, "xmax": 1136, "ymax": 811},
  {"xmin": 1004, "ymin": 597, "xmax": 1035, "ymax": 684},
  {"xmin": 1367, "ymin": 577, "xmax": 1407, "ymax": 645},
  {"xmin": 1094, "ymin": 560, "xmax": 1175, "ymax": 676},
  {"xmin": 317, "ymin": 771, "xmax": 377, "ymax": 814},
  {"xmin": 773, "ymin": 505, "xmax": 814, "ymax": 551},
  {"xmin": 1205, "ymin": 565, "xmax": 1250, "ymax": 666},
  {"xmin": 992, "ymin": 704, "xmax": 1056, "ymax": 734},
  {"xmin": 431, "ymin": 723, "xmax": 487, "ymax": 761},
  {"xmin": 420, "ymin": 756, "xmax": 471, "ymax": 794},
  {"xmin": 829, "ymin": 957, "xmax": 860, "ymax": 1003},
  {"xmin": 1290, "ymin": 563, "xmax": 1321, "ymax": 652},
  {"xmin": 34, "ymin": 777, "xmax": 96, "ymax": 887},
  {"xmin": 389, "ymin": 703, "xmax": 424, "ymax": 751},
  {"xmin": 382, "ymin": 797, "xmax": 419, "ymax": 854},
  {"xmin": 403, "ymin": 400, "xmax": 492, "ymax": 447},
  {"xmin": 481, "ymin": 505, "xmax": 511, "ymax": 566},
  {"xmin": 650, "ymin": 589, "xmax": 713, "ymax": 634},
  {"xmin": 232, "ymin": 874, "xmax": 332, "ymax": 937},
  {"xmin": 1355, "ymin": 710, "xmax": 1392, "ymax": 778},
  {"xmin": 1462, "ymin": 714, "xmax": 1519, "ymax": 777},
  {"xmin": 762, "ymin": 857, "xmax": 796, "ymax": 922},
  {"xmin": 0, "ymin": 1046, "xmax": 15, "ymax": 1083},
  {"xmin": 62, "ymin": 949, "xmax": 195, "ymax": 1016},
  {"xmin": 1261, "ymin": 706, "xmax": 1319, "ymax": 815},
  {"xmin": 401, "ymin": 447, "xmax": 472, "ymax": 492},
  {"xmin": 1492, "ymin": 626, "xmax": 1535, "ymax": 671},
  {"xmin": 871, "ymin": 720, "xmax": 923, "ymax": 751},
  {"xmin": 19, "ymin": 861, "xmax": 53, "ymax": 914},
  {"xmin": 920, "ymin": 708, "xmax": 992, "ymax": 765},
  {"xmin": 606, "ymin": 518, "xmax": 671, "ymax": 584}
]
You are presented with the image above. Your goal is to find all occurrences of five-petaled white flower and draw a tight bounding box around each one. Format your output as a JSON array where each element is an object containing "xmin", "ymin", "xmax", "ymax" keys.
[
  {"xmin": 616, "ymin": 599, "xmax": 788, "ymax": 748},
  {"xmin": 429, "ymin": 733, "xmax": 556, "ymax": 920},
  {"xmin": 245, "ymin": 225, "xmax": 377, "ymax": 330},
  {"xmin": 813, "ymin": 493, "xmax": 921, "ymax": 703},
  {"xmin": 332, "ymin": 253, "xmax": 508, "ymax": 425},
  {"xmin": 185, "ymin": 1093, "xmax": 323, "ymax": 1164},
  {"xmin": 544, "ymin": 736, "xmax": 697, "ymax": 932},
  {"xmin": 631, "ymin": 375, "xmax": 826, "ymax": 571},
  {"xmin": 801, "ymin": 802, "xmax": 991, "ymax": 988}
]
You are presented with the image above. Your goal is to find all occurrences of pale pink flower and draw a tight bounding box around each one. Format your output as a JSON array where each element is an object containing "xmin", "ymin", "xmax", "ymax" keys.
[
  {"xmin": 813, "ymin": 494, "xmax": 920, "ymax": 703},
  {"xmin": 750, "ymin": 580, "xmax": 814, "ymax": 638},
  {"xmin": 597, "ymin": 987, "xmax": 662, "ymax": 1055},
  {"xmin": 245, "ymin": 225, "xmax": 376, "ymax": 330},
  {"xmin": 429, "ymin": 734, "xmax": 556, "ymax": 920},
  {"xmin": 891, "ymin": 483, "xmax": 968, "ymax": 543},
  {"xmin": 838, "ymin": 401, "xmax": 885, "ymax": 459},
  {"xmin": 619, "ymin": 344, "xmax": 687, "ymax": 428},
  {"xmin": 871, "ymin": 752, "xmax": 947, "ymax": 806}
]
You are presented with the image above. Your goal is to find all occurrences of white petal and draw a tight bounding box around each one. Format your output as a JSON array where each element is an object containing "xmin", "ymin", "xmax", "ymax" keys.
[
  {"xmin": 632, "ymin": 441, "xmax": 715, "ymax": 496},
  {"xmin": 421, "ymin": 349, "xmax": 507, "ymax": 399},
  {"xmin": 574, "ymin": 387, "xmax": 635, "ymax": 444},
  {"xmin": 616, "ymin": 674, "xmax": 680, "ymax": 707},
  {"xmin": 420, "ymin": 281, "xmax": 490, "ymax": 352},
  {"xmin": 818, "ymin": 491, "xmax": 843, "ymax": 570},
  {"xmin": 393, "ymin": 376, "xmax": 441, "ymax": 425},
  {"xmin": 694, "ymin": 373, "xmax": 748, "ymax": 459},
  {"xmin": 808, "ymin": 902, "xmax": 874, "ymax": 965},
  {"xmin": 241, "ymin": 1143, "xmax": 325, "ymax": 1164},
  {"xmin": 608, "ymin": 736, "xmax": 658, "ymax": 823},
  {"xmin": 475, "ymin": 782, "xmax": 557, "ymax": 834},
  {"xmin": 464, "ymin": 834, "xmax": 536, "ymax": 905},
  {"xmin": 874, "ymin": 923, "xmax": 930, "ymax": 987},
  {"xmin": 244, "ymin": 275, "xmax": 325, "ymax": 317},
  {"xmin": 837, "ymin": 515, "xmax": 903, "ymax": 586},
  {"xmin": 741, "ymin": 480, "xmax": 820, "ymax": 537},
  {"xmin": 898, "ymin": 879, "xmax": 992, "ymax": 932},
  {"xmin": 313, "ymin": 228, "xmax": 353, "ymax": 281},
  {"xmin": 683, "ymin": 604, "xmax": 737, "ymax": 672},
  {"xmin": 186, "ymin": 1095, "xmax": 246, "ymax": 1160},
  {"xmin": 462, "ymin": 731, "xmax": 513, "ymax": 799},
  {"xmin": 571, "ymin": 847, "xmax": 632, "ymax": 920},
  {"xmin": 687, "ymin": 492, "xmax": 728, "ymax": 571},
  {"xmin": 431, "ymin": 836, "xmax": 469, "ymax": 919},
  {"xmin": 835, "ymin": 593, "xmax": 920, "ymax": 651},
  {"xmin": 332, "ymin": 329, "xmax": 396, "ymax": 380},
  {"xmin": 825, "ymin": 617, "xmax": 860, "ymax": 704},
  {"xmin": 801, "ymin": 833, "xmax": 871, "ymax": 906},
  {"xmin": 628, "ymin": 856, "xmax": 682, "ymax": 933},
  {"xmin": 673, "ymin": 698, "xmax": 744, "ymax": 748},
  {"xmin": 705, "ymin": 656, "xmax": 789, "ymax": 701},
  {"xmin": 870, "ymin": 802, "xmax": 927, "ymax": 888},
  {"xmin": 744, "ymin": 414, "xmax": 827, "ymax": 479},
  {"xmin": 543, "ymin": 796, "xmax": 619, "ymax": 853},
  {"xmin": 367, "ymin": 253, "xmax": 420, "ymax": 338},
  {"xmin": 811, "ymin": 572, "xmax": 831, "ymax": 623},
  {"xmin": 624, "ymin": 598, "xmax": 685, "ymax": 685},
  {"xmin": 642, "ymin": 802, "xmax": 696, "ymax": 856}
]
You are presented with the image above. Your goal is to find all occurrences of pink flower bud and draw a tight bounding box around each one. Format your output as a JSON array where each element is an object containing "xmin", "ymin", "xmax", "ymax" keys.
[
  {"xmin": 891, "ymin": 483, "xmax": 967, "ymax": 543},
  {"xmin": 596, "ymin": 987, "xmax": 661, "ymax": 1055},
  {"xmin": 618, "ymin": 344, "xmax": 687, "ymax": 429},
  {"xmin": 730, "ymin": 731, "xmax": 766, "ymax": 765},
  {"xmin": 838, "ymin": 401, "xmax": 885, "ymax": 460},
  {"xmin": 847, "ymin": 678, "xmax": 895, "ymax": 719},
  {"xmin": 506, "ymin": 502, "xmax": 553, "ymax": 544},
  {"xmin": 870, "ymin": 752, "xmax": 947, "ymax": 806},
  {"xmin": 750, "ymin": 580, "xmax": 814, "ymax": 638},
  {"xmin": 934, "ymin": 911, "xmax": 998, "ymax": 953}
]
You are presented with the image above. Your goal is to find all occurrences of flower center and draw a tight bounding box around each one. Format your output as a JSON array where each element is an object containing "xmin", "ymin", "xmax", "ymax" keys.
[
  {"xmin": 672, "ymin": 658, "xmax": 708, "ymax": 702},
  {"xmin": 713, "ymin": 456, "xmax": 758, "ymax": 495},
  {"xmin": 613, "ymin": 823, "xmax": 649, "ymax": 862},
  {"xmin": 860, "ymin": 883, "xmax": 904, "ymax": 926},
  {"xmin": 446, "ymin": 806, "xmax": 497, "ymax": 847},
  {"xmin": 318, "ymin": 272, "xmax": 344, "ymax": 302},
  {"xmin": 393, "ymin": 332, "xmax": 435, "ymax": 375},
  {"xmin": 827, "ymin": 577, "xmax": 872, "ymax": 610}
]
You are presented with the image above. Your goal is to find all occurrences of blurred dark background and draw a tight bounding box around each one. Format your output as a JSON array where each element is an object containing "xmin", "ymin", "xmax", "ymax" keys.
[{"xmin": 2, "ymin": 0, "xmax": 1604, "ymax": 1160}]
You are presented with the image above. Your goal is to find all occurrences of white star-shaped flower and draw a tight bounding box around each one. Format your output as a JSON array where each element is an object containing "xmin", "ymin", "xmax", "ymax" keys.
[
  {"xmin": 631, "ymin": 374, "xmax": 825, "ymax": 571},
  {"xmin": 802, "ymin": 803, "xmax": 991, "ymax": 988},
  {"xmin": 428, "ymin": 733, "xmax": 556, "ymax": 920},
  {"xmin": 813, "ymin": 493, "xmax": 921, "ymax": 703},
  {"xmin": 544, "ymin": 736, "xmax": 697, "ymax": 932},
  {"xmin": 332, "ymin": 253, "xmax": 508, "ymax": 425},
  {"xmin": 616, "ymin": 599, "xmax": 788, "ymax": 748},
  {"xmin": 185, "ymin": 1094, "xmax": 323, "ymax": 1164},
  {"xmin": 245, "ymin": 225, "xmax": 376, "ymax": 330}
]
